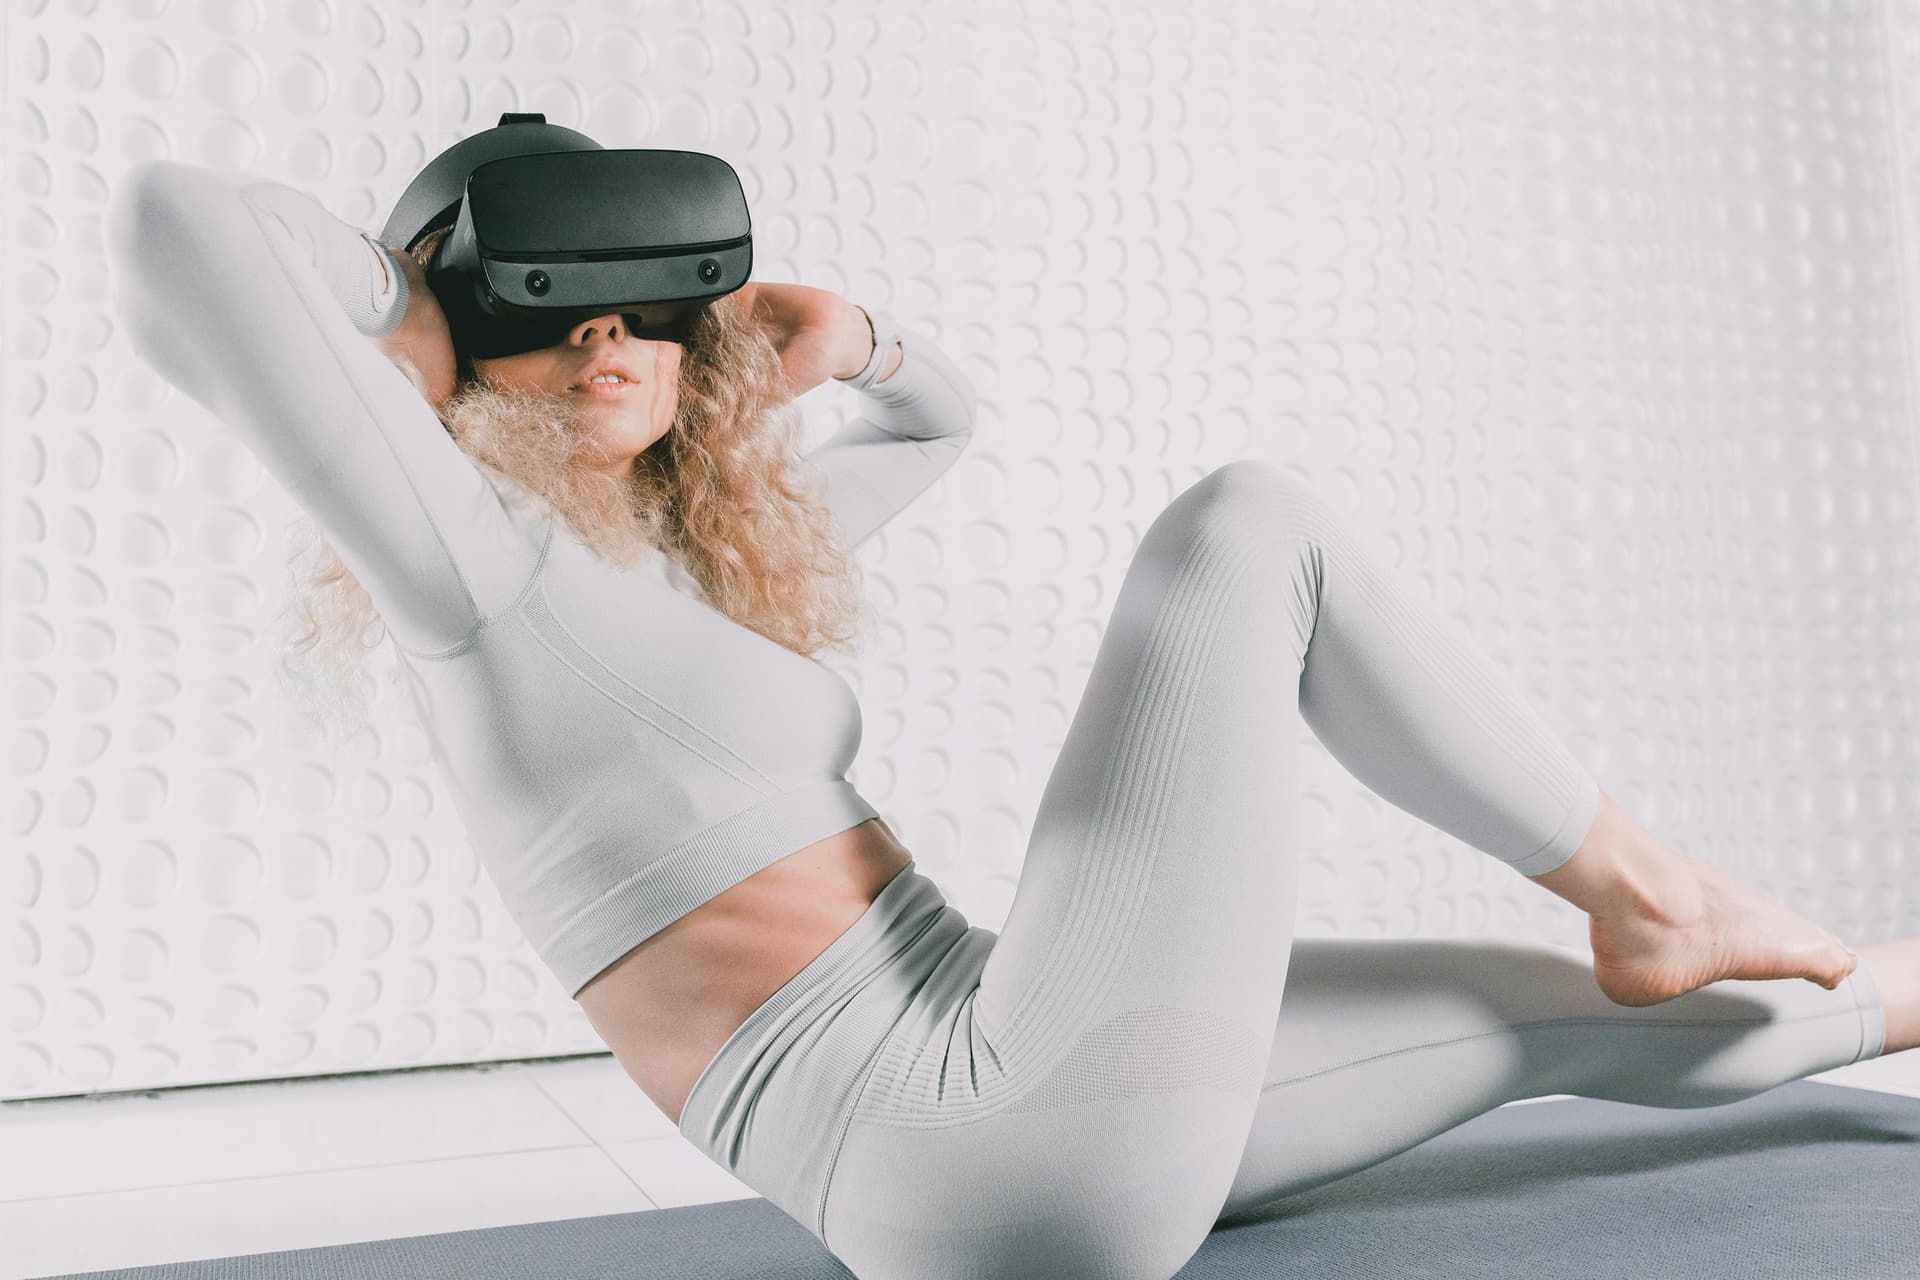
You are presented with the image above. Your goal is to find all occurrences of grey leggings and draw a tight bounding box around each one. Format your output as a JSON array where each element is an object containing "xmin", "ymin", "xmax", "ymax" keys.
[{"xmin": 674, "ymin": 460, "xmax": 1887, "ymax": 1280}]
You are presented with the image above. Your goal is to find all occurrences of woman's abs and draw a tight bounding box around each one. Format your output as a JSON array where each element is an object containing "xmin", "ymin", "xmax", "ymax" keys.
[{"xmin": 574, "ymin": 816, "xmax": 914, "ymax": 1127}]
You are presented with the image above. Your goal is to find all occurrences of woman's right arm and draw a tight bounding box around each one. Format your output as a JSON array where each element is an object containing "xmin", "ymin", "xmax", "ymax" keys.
[{"xmin": 106, "ymin": 161, "xmax": 540, "ymax": 657}]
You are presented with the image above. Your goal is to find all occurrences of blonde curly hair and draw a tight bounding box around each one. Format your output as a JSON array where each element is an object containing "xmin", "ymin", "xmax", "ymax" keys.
[{"xmin": 276, "ymin": 222, "xmax": 869, "ymax": 747}]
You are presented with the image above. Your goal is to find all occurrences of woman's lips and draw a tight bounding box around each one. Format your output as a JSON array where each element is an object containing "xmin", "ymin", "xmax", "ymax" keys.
[{"xmin": 571, "ymin": 379, "xmax": 638, "ymax": 398}]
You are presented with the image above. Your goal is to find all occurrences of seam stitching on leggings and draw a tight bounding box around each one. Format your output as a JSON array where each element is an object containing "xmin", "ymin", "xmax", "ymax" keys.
[
  {"xmin": 1258, "ymin": 1007, "xmax": 1872, "ymax": 1092},
  {"xmin": 814, "ymin": 1040, "xmax": 889, "ymax": 1246},
  {"xmin": 811, "ymin": 904, "xmax": 953, "ymax": 1243}
]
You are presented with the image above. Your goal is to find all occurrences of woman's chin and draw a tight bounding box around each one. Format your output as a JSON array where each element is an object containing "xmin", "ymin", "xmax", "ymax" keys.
[
  {"xmin": 435, "ymin": 377, "xmax": 677, "ymax": 564},
  {"xmin": 595, "ymin": 419, "xmax": 668, "ymax": 461}
]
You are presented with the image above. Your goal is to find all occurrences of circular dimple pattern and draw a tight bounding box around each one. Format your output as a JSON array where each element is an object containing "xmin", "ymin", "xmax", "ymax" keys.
[
  {"xmin": 7, "ymin": 985, "xmax": 47, "ymax": 1033},
  {"xmin": 121, "ymin": 928, "xmax": 170, "ymax": 982},
  {"xmin": 4, "ymin": 1, "xmax": 1913, "ymax": 1104},
  {"xmin": 196, "ymin": 44, "xmax": 264, "ymax": 111},
  {"xmin": 289, "ymin": 916, "xmax": 338, "ymax": 971},
  {"xmin": 200, "ymin": 914, "xmax": 262, "ymax": 974},
  {"xmin": 190, "ymin": 836, "xmax": 261, "ymax": 907},
  {"xmin": 277, "ymin": 52, "xmax": 331, "ymax": 115},
  {"xmin": 124, "ymin": 38, "xmax": 181, "ymax": 100}
]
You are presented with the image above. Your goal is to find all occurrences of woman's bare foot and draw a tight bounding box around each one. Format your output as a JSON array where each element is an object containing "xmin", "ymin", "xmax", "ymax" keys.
[
  {"xmin": 1853, "ymin": 939, "xmax": 1920, "ymax": 1055},
  {"xmin": 1531, "ymin": 791, "xmax": 1859, "ymax": 1008},
  {"xmin": 1586, "ymin": 855, "xmax": 1860, "ymax": 1007}
]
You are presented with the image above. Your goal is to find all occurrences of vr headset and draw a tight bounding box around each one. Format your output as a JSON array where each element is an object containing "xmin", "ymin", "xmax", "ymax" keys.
[{"xmin": 379, "ymin": 112, "xmax": 752, "ymax": 358}]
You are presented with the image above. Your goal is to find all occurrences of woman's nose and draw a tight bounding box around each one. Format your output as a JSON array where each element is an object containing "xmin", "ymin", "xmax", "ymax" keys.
[{"xmin": 569, "ymin": 313, "xmax": 629, "ymax": 344}]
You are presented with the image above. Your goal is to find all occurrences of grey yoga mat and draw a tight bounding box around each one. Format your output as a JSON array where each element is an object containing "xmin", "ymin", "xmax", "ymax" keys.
[{"xmin": 41, "ymin": 1079, "xmax": 1920, "ymax": 1280}]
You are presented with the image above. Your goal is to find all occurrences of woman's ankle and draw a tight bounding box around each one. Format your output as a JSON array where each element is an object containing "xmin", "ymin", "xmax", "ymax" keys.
[{"xmin": 1526, "ymin": 791, "xmax": 1702, "ymax": 924}]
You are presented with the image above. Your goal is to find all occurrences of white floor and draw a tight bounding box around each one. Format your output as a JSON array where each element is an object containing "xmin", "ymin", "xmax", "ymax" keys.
[{"xmin": 3, "ymin": 1050, "xmax": 1918, "ymax": 1279}]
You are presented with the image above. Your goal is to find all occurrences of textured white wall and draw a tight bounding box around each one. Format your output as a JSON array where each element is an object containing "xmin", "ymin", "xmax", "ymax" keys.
[{"xmin": 6, "ymin": 0, "xmax": 1918, "ymax": 1101}]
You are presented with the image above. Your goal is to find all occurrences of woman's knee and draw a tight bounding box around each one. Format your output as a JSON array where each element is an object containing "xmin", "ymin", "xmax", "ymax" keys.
[
  {"xmin": 1144, "ymin": 459, "xmax": 1338, "ymax": 560},
  {"xmin": 1203, "ymin": 457, "xmax": 1330, "ymax": 514}
]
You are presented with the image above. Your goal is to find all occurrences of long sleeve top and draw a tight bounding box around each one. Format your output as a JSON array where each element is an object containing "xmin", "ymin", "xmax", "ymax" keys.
[{"xmin": 105, "ymin": 160, "xmax": 977, "ymax": 997}]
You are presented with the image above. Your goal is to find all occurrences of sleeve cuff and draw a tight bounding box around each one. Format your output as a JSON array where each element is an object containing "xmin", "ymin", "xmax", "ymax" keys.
[
  {"xmin": 837, "ymin": 305, "xmax": 902, "ymax": 392},
  {"xmin": 351, "ymin": 235, "xmax": 409, "ymax": 339}
]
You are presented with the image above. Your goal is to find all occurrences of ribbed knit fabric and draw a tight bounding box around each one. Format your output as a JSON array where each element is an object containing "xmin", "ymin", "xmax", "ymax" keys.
[
  {"xmin": 104, "ymin": 159, "xmax": 975, "ymax": 997},
  {"xmin": 674, "ymin": 461, "xmax": 1885, "ymax": 1280}
]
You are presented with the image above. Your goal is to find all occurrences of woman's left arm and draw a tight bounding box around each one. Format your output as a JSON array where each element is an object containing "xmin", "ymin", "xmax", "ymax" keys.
[
  {"xmin": 740, "ymin": 281, "xmax": 977, "ymax": 551},
  {"xmin": 731, "ymin": 280, "xmax": 900, "ymax": 396}
]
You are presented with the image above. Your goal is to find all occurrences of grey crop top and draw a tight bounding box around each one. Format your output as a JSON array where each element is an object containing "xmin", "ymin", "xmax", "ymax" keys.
[{"xmin": 106, "ymin": 161, "xmax": 977, "ymax": 997}]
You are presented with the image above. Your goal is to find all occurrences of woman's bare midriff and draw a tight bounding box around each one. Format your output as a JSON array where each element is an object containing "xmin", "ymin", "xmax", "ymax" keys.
[{"xmin": 573, "ymin": 816, "xmax": 914, "ymax": 1128}]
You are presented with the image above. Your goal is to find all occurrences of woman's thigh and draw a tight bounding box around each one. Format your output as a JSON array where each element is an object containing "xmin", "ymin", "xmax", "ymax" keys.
[
  {"xmin": 823, "ymin": 462, "xmax": 1327, "ymax": 1280},
  {"xmin": 819, "ymin": 459, "xmax": 1598, "ymax": 1280}
]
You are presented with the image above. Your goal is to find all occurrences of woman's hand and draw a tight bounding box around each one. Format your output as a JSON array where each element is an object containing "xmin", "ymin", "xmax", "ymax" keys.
[
  {"xmin": 729, "ymin": 281, "xmax": 888, "ymax": 401},
  {"xmin": 370, "ymin": 241, "xmax": 459, "ymax": 416}
]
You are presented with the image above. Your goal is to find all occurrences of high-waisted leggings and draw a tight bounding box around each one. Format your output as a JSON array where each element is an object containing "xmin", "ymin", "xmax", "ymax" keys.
[{"xmin": 674, "ymin": 459, "xmax": 1888, "ymax": 1280}]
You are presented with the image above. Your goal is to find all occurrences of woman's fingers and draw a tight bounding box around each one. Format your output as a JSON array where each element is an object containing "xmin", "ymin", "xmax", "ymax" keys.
[{"xmin": 731, "ymin": 282, "xmax": 865, "ymax": 398}]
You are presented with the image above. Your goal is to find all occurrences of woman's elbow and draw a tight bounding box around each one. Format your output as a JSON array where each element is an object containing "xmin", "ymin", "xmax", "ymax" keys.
[
  {"xmin": 107, "ymin": 161, "xmax": 191, "ymax": 280},
  {"xmin": 106, "ymin": 160, "xmax": 252, "ymax": 304},
  {"xmin": 104, "ymin": 161, "xmax": 248, "ymax": 398}
]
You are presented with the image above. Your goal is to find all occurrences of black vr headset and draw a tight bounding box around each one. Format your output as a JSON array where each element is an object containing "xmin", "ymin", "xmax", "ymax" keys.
[{"xmin": 379, "ymin": 112, "xmax": 752, "ymax": 358}]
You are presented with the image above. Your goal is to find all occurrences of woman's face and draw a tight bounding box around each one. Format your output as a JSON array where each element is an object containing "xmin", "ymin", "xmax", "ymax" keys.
[{"xmin": 470, "ymin": 312, "xmax": 683, "ymax": 478}]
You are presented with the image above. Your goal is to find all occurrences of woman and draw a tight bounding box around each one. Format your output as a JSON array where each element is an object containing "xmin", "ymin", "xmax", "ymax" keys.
[{"xmin": 106, "ymin": 158, "xmax": 1912, "ymax": 1280}]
